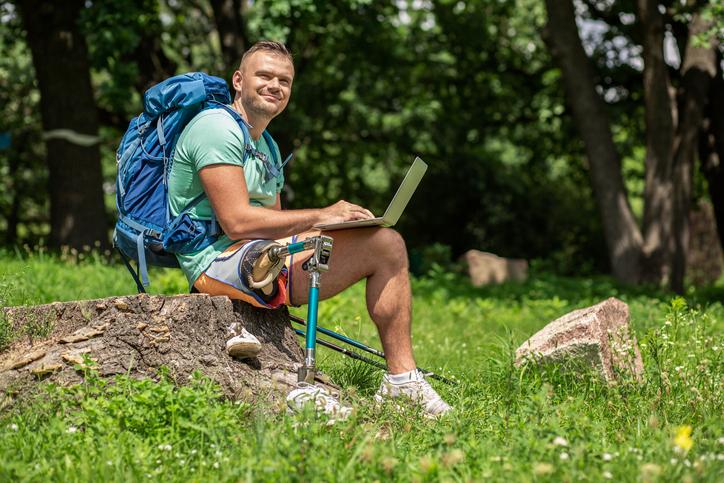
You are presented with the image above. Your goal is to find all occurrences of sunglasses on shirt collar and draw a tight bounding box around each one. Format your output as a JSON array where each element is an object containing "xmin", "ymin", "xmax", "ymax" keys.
[{"xmin": 244, "ymin": 145, "xmax": 294, "ymax": 184}]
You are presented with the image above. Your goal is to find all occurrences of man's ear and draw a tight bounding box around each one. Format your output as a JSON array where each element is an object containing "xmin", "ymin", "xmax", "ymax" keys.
[{"xmin": 231, "ymin": 70, "xmax": 243, "ymax": 93}]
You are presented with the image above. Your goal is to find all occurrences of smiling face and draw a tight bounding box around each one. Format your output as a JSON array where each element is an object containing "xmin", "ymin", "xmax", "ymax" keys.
[{"xmin": 232, "ymin": 50, "xmax": 294, "ymax": 121}]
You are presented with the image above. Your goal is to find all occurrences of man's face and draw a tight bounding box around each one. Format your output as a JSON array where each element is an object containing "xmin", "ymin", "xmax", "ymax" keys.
[{"xmin": 233, "ymin": 51, "xmax": 294, "ymax": 119}]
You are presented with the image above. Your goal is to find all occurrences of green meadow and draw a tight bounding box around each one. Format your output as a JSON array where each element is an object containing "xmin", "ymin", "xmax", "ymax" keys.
[{"xmin": 0, "ymin": 249, "xmax": 722, "ymax": 482}]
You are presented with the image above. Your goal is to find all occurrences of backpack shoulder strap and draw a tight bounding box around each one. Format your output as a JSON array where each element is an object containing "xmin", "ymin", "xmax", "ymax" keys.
[
  {"xmin": 261, "ymin": 130, "xmax": 280, "ymax": 165},
  {"xmin": 204, "ymin": 101, "xmax": 252, "ymax": 147},
  {"xmin": 263, "ymin": 130, "xmax": 294, "ymax": 173}
]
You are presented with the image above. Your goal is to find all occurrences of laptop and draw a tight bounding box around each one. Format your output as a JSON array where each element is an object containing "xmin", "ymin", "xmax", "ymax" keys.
[{"xmin": 314, "ymin": 156, "xmax": 428, "ymax": 231}]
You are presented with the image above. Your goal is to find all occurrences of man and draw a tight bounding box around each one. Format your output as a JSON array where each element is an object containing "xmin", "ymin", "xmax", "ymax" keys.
[{"xmin": 168, "ymin": 41, "xmax": 451, "ymax": 418}]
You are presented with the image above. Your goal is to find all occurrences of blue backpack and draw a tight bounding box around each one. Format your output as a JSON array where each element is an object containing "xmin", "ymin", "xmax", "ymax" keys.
[{"xmin": 113, "ymin": 72, "xmax": 281, "ymax": 292}]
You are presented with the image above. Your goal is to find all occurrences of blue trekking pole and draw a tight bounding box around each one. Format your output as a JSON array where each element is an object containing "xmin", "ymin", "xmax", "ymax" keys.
[{"xmin": 289, "ymin": 314, "xmax": 457, "ymax": 385}]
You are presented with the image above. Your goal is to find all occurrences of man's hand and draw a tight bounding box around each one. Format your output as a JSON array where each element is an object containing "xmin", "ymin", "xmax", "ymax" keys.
[{"xmin": 320, "ymin": 200, "xmax": 375, "ymax": 225}]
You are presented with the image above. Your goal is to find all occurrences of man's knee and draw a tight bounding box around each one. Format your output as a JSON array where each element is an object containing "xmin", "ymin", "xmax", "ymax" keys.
[{"xmin": 375, "ymin": 228, "xmax": 408, "ymax": 269}]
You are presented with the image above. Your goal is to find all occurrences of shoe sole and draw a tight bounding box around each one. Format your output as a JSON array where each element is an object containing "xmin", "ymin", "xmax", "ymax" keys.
[{"xmin": 227, "ymin": 342, "xmax": 261, "ymax": 359}]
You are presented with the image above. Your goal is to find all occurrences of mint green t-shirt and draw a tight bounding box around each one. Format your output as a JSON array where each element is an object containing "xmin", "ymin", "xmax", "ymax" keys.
[{"xmin": 168, "ymin": 108, "xmax": 284, "ymax": 287}]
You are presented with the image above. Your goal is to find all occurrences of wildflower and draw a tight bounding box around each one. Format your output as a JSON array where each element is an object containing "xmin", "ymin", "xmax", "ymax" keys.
[
  {"xmin": 649, "ymin": 415, "xmax": 660, "ymax": 428},
  {"xmin": 419, "ymin": 455, "xmax": 436, "ymax": 473},
  {"xmin": 9, "ymin": 423, "xmax": 18, "ymax": 432},
  {"xmin": 66, "ymin": 426, "xmax": 78, "ymax": 434},
  {"xmin": 213, "ymin": 462, "xmax": 219, "ymax": 469},
  {"xmin": 442, "ymin": 449, "xmax": 464, "ymax": 467},
  {"xmin": 671, "ymin": 458, "xmax": 678, "ymax": 465},
  {"xmin": 602, "ymin": 452, "xmax": 614, "ymax": 461},
  {"xmin": 673, "ymin": 425, "xmax": 694, "ymax": 453},
  {"xmin": 559, "ymin": 452, "xmax": 570, "ymax": 461},
  {"xmin": 381, "ymin": 456, "xmax": 398, "ymax": 474},
  {"xmin": 443, "ymin": 433, "xmax": 456, "ymax": 445},
  {"xmin": 640, "ymin": 463, "xmax": 661, "ymax": 482},
  {"xmin": 533, "ymin": 462, "xmax": 554, "ymax": 476},
  {"xmin": 552, "ymin": 436, "xmax": 569, "ymax": 447},
  {"xmin": 718, "ymin": 437, "xmax": 724, "ymax": 445},
  {"xmin": 375, "ymin": 425, "xmax": 392, "ymax": 441},
  {"xmin": 602, "ymin": 471, "xmax": 613, "ymax": 479},
  {"xmin": 158, "ymin": 444, "xmax": 172, "ymax": 452},
  {"xmin": 360, "ymin": 444, "xmax": 374, "ymax": 463}
]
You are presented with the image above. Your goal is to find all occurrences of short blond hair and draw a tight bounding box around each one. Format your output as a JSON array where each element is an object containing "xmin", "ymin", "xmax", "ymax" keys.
[{"xmin": 239, "ymin": 41, "xmax": 293, "ymax": 70}]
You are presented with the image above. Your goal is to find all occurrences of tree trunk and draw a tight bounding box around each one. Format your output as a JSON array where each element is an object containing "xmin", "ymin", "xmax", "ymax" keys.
[
  {"xmin": 669, "ymin": 14, "xmax": 718, "ymax": 293},
  {"xmin": 209, "ymin": 0, "xmax": 248, "ymax": 81},
  {"xmin": 0, "ymin": 295, "xmax": 338, "ymax": 407},
  {"xmin": 543, "ymin": 0, "xmax": 644, "ymax": 284},
  {"xmin": 6, "ymin": 151, "xmax": 20, "ymax": 246},
  {"xmin": 700, "ymin": 52, "xmax": 724, "ymax": 253},
  {"xmin": 126, "ymin": 30, "xmax": 177, "ymax": 95},
  {"xmin": 17, "ymin": 0, "xmax": 108, "ymax": 250},
  {"xmin": 637, "ymin": 0, "xmax": 676, "ymax": 284}
]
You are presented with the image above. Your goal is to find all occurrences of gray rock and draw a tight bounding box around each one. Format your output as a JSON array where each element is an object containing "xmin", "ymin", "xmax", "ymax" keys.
[
  {"xmin": 515, "ymin": 297, "xmax": 644, "ymax": 382},
  {"xmin": 460, "ymin": 250, "xmax": 528, "ymax": 286}
]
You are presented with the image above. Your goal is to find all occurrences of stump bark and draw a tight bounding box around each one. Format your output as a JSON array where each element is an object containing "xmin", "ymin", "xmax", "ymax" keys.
[
  {"xmin": 0, "ymin": 294, "xmax": 335, "ymax": 408},
  {"xmin": 514, "ymin": 297, "xmax": 644, "ymax": 382}
]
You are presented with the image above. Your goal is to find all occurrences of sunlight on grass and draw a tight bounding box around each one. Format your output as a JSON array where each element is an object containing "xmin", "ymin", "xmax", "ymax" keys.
[{"xmin": 0, "ymin": 250, "xmax": 722, "ymax": 481}]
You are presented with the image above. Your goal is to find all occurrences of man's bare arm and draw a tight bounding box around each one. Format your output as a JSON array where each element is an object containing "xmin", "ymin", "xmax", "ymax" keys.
[{"xmin": 199, "ymin": 164, "xmax": 373, "ymax": 240}]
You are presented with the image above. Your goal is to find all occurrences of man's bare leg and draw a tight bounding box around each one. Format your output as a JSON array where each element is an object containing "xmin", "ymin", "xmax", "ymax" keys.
[{"xmin": 288, "ymin": 227, "xmax": 416, "ymax": 374}]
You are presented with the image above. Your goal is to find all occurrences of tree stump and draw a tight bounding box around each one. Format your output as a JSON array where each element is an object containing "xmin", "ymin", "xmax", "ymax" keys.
[
  {"xmin": 0, "ymin": 294, "xmax": 335, "ymax": 408},
  {"xmin": 514, "ymin": 297, "xmax": 644, "ymax": 382}
]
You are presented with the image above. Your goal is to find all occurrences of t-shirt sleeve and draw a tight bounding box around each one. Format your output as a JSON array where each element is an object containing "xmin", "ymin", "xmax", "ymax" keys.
[{"xmin": 183, "ymin": 111, "xmax": 246, "ymax": 171}]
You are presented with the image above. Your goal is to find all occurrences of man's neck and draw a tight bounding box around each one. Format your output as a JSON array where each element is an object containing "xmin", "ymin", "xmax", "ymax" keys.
[{"xmin": 231, "ymin": 99, "xmax": 268, "ymax": 140}]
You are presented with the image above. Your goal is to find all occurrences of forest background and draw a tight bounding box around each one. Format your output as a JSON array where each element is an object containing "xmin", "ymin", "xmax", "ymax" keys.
[{"xmin": 0, "ymin": 0, "xmax": 722, "ymax": 293}]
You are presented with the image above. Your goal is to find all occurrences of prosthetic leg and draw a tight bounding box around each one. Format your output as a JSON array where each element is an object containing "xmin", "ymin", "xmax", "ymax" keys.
[{"xmin": 245, "ymin": 235, "xmax": 333, "ymax": 383}]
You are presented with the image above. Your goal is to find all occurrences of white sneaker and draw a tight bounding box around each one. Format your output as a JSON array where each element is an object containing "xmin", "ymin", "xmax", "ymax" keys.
[
  {"xmin": 374, "ymin": 370, "xmax": 452, "ymax": 418},
  {"xmin": 287, "ymin": 382, "xmax": 353, "ymax": 422},
  {"xmin": 225, "ymin": 325, "xmax": 261, "ymax": 359}
]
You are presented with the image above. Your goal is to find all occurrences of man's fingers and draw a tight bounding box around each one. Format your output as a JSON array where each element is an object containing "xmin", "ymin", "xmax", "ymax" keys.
[
  {"xmin": 329, "ymin": 200, "xmax": 374, "ymax": 222},
  {"xmin": 346, "ymin": 202, "xmax": 374, "ymax": 219}
]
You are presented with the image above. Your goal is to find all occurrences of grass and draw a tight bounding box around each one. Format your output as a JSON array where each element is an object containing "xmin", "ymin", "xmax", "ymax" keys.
[{"xmin": 0, "ymin": 249, "xmax": 723, "ymax": 482}]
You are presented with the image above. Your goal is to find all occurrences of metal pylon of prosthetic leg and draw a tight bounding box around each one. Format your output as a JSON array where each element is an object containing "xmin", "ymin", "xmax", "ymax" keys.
[
  {"xmin": 257, "ymin": 235, "xmax": 333, "ymax": 383},
  {"xmin": 296, "ymin": 236, "xmax": 332, "ymax": 383}
]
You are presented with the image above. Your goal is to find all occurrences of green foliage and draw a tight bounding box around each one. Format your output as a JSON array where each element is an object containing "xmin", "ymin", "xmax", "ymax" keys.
[
  {"xmin": 0, "ymin": 3, "xmax": 48, "ymax": 245},
  {"xmin": 2, "ymin": 0, "xmax": 720, "ymax": 276},
  {"xmin": 0, "ymin": 252, "xmax": 722, "ymax": 480},
  {"xmin": 245, "ymin": 0, "xmax": 597, "ymax": 267},
  {"xmin": 80, "ymin": 0, "xmax": 164, "ymax": 116}
]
